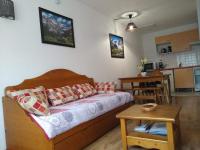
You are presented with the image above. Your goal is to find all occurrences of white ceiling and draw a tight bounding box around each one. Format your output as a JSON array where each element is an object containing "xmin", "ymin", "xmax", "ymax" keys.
[{"xmin": 78, "ymin": 0, "xmax": 198, "ymax": 32}]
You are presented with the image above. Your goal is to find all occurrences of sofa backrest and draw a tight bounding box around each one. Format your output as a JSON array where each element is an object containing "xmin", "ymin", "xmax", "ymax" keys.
[{"xmin": 5, "ymin": 69, "xmax": 94, "ymax": 94}]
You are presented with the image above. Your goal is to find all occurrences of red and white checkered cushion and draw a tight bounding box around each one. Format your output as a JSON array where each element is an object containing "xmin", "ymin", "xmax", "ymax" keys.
[
  {"xmin": 17, "ymin": 92, "xmax": 50, "ymax": 116},
  {"xmin": 7, "ymin": 86, "xmax": 49, "ymax": 107},
  {"xmin": 72, "ymin": 83, "xmax": 97, "ymax": 99},
  {"xmin": 84, "ymin": 83, "xmax": 97, "ymax": 95},
  {"xmin": 46, "ymin": 86, "xmax": 78, "ymax": 106},
  {"xmin": 95, "ymin": 82, "xmax": 116, "ymax": 94}
]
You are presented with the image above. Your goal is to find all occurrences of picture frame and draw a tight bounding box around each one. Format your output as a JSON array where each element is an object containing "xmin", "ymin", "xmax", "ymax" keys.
[
  {"xmin": 109, "ymin": 33, "xmax": 124, "ymax": 58},
  {"xmin": 39, "ymin": 7, "xmax": 75, "ymax": 48}
]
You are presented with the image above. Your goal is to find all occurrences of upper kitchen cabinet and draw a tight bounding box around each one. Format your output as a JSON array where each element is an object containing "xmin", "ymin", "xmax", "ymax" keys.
[
  {"xmin": 171, "ymin": 29, "xmax": 199, "ymax": 52},
  {"xmin": 155, "ymin": 28, "xmax": 199, "ymax": 54},
  {"xmin": 155, "ymin": 34, "xmax": 172, "ymax": 44},
  {"xmin": 155, "ymin": 35, "xmax": 173, "ymax": 54}
]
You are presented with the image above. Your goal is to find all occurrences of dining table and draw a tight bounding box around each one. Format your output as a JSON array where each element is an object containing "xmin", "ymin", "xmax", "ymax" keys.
[{"xmin": 119, "ymin": 74, "xmax": 171, "ymax": 104}]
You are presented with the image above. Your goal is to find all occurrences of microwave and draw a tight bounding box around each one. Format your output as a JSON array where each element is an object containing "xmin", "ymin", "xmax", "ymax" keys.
[{"xmin": 144, "ymin": 63, "xmax": 155, "ymax": 72}]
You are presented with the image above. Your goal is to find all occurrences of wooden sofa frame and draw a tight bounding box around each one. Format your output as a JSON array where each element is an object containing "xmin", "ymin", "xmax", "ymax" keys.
[{"xmin": 3, "ymin": 69, "xmax": 132, "ymax": 150}]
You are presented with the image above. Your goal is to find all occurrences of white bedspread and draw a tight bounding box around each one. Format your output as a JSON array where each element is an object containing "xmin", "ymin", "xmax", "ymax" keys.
[{"xmin": 30, "ymin": 92, "xmax": 133, "ymax": 139}]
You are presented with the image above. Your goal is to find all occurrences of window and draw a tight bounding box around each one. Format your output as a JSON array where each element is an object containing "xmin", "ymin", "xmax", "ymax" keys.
[{"xmin": 177, "ymin": 51, "xmax": 197, "ymax": 66}]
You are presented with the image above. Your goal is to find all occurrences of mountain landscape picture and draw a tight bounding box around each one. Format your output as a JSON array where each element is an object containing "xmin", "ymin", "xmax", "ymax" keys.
[
  {"xmin": 39, "ymin": 8, "xmax": 75, "ymax": 47},
  {"xmin": 109, "ymin": 34, "xmax": 124, "ymax": 58}
]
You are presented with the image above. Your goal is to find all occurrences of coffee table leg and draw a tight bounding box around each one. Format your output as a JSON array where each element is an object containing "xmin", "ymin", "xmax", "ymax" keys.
[
  {"xmin": 120, "ymin": 119, "xmax": 128, "ymax": 150},
  {"xmin": 176, "ymin": 114, "xmax": 181, "ymax": 148},
  {"xmin": 167, "ymin": 122, "xmax": 175, "ymax": 150}
]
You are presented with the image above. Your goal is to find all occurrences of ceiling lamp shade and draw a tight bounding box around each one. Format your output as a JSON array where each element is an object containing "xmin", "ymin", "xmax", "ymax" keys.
[
  {"xmin": 0, "ymin": 0, "xmax": 15, "ymax": 20},
  {"xmin": 126, "ymin": 22, "xmax": 137, "ymax": 32},
  {"xmin": 125, "ymin": 14, "xmax": 137, "ymax": 32}
]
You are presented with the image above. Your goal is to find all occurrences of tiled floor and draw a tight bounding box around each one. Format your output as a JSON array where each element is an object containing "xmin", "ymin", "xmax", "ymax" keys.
[{"xmin": 84, "ymin": 96, "xmax": 200, "ymax": 150}]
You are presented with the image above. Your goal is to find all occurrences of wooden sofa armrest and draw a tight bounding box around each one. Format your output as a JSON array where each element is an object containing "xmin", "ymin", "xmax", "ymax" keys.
[{"xmin": 3, "ymin": 96, "xmax": 53, "ymax": 150}]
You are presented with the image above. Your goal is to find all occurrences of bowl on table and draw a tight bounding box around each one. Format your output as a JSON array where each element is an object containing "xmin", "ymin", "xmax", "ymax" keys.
[
  {"xmin": 141, "ymin": 103, "xmax": 158, "ymax": 112},
  {"xmin": 141, "ymin": 72, "xmax": 147, "ymax": 77}
]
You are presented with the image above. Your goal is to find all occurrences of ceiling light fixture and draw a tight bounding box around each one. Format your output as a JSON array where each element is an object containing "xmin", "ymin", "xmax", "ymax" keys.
[
  {"xmin": 121, "ymin": 11, "xmax": 139, "ymax": 19},
  {"xmin": 115, "ymin": 11, "xmax": 156, "ymax": 32},
  {"xmin": 126, "ymin": 14, "xmax": 137, "ymax": 32}
]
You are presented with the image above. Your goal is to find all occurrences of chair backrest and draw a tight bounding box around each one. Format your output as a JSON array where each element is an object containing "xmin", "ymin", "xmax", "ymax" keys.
[
  {"xmin": 133, "ymin": 71, "xmax": 164, "ymax": 103},
  {"xmin": 133, "ymin": 86, "xmax": 161, "ymax": 101}
]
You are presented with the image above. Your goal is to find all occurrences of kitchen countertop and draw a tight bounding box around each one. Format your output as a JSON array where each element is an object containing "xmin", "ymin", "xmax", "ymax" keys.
[{"xmin": 160, "ymin": 65, "xmax": 200, "ymax": 71}]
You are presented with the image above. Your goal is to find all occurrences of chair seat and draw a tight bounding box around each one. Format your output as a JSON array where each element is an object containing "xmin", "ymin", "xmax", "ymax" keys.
[
  {"xmin": 134, "ymin": 95, "xmax": 156, "ymax": 100},
  {"xmin": 133, "ymin": 86, "xmax": 162, "ymax": 90}
]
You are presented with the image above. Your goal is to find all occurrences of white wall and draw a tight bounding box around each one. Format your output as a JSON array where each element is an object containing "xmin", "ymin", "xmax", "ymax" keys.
[
  {"xmin": 0, "ymin": 0, "xmax": 142, "ymax": 149},
  {"xmin": 141, "ymin": 23, "xmax": 198, "ymax": 67}
]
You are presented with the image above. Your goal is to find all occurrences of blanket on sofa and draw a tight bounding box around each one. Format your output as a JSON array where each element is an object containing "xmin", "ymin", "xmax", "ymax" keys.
[{"xmin": 30, "ymin": 92, "xmax": 132, "ymax": 139}]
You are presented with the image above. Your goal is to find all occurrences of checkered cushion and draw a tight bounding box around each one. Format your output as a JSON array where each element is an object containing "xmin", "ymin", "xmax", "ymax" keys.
[
  {"xmin": 72, "ymin": 83, "xmax": 97, "ymax": 99},
  {"xmin": 17, "ymin": 92, "xmax": 50, "ymax": 116},
  {"xmin": 46, "ymin": 86, "xmax": 78, "ymax": 106},
  {"xmin": 95, "ymin": 82, "xmax": 116, "ymax": 94},
  {"xmin": 84, "ymin": 83, "xmax": 97, "ymax": 95},
  {"xmin": 7, "ymin": 86, "xmax": 49, "ymax": 107}
]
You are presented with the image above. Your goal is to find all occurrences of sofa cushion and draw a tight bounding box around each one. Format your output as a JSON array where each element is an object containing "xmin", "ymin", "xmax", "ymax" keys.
[
  {"xmin": 30, "ymin": 92, "xmax": 133, "ymax": 139},
  {"xmin": 17, "ymin": 92, "xmax": 49, "ymax": 116},
  {"xmin": 46, "ymin": 86, "xmax": 78, "ymax": 106},
  {"xmin": 85, "ymin": 83, "xmax": 97, "ymax": 95},
  {"xmin": 95, "ymin": 82, "xmax": 116, "ymax": 94},
  {"xmin": 7, "ymin": 86, "xmax": 49, "ymax": 107},
  {"xmin": 72, "ymin": 83, "xmax": 97, "ymax": 99}
]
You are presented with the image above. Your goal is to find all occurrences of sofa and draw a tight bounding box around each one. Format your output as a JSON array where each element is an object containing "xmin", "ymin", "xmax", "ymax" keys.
[{"xmin": 3, "ymin": 69, "xmax": 133, "ymax": 150}]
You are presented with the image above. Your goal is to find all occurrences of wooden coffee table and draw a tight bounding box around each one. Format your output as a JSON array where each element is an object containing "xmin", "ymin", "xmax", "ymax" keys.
[{"xmin": 116, "ymin": 105, "xmax": 181, "ymax": 150}]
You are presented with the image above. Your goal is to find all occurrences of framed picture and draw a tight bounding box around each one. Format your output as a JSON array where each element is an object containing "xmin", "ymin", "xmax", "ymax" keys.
[
  {"xmin": 39, "ymin": 7, "xmax": 75, "ymax": 48},
  {"xmin": 109, "ymin": 34, "xmax": 124, "ymax": 58}
]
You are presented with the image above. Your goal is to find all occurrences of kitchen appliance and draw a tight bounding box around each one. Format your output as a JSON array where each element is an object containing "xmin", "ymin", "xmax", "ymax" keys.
[
  {"xmin": 155, "ymin": 60, "xmax": 167, "ymax": 69},
  {"xmin": 143, "ymin": 63, "xmax": 155, "ymax": 72},
  {"xmin": 194, "ymin": 67, "xmax": 200, "ymax": 92}
]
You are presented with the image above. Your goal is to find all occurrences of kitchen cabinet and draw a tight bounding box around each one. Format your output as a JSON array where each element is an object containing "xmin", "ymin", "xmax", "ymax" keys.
[
  {"xmin": 155, "ymin": 35, "xmax": 172, "ymax": 44},
  {"xmin": 171, "ymin": 29, "xmax": 199, "ymax": 52},
  {"xmin": 155, "ymin": 29, "xmax": 199, "ymax": 54},
  {"xmin": 174, "ymin": 68, "xmax": 194, "ymax": 89}
]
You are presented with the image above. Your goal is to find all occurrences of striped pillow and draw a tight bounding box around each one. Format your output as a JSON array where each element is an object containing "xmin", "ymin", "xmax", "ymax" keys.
[
  {"xmin": 46, "ymin": 86, "xmax": 78, "ymax": 106},
  {"xmin": 72, "ymin": 83, "xmax": 97, "ymax": 99},
  {"xmin": 95, "ymin": 82, "xmax": 116, "ymax": 94}
]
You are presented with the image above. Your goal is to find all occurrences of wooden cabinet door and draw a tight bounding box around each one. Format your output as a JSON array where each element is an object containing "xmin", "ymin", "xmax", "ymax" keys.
[
  {"xmin": 155, "ymin": 35, "xmax": 172, "ymax": 44},
  {"xmin": 187, "ymin": 29, "xmax": 199, "ymax": 42},
  {"xmin": 171, "ymin": 32, "xmax": 188, "ymax": 52},
  {"xmin": 174, "ymin": 68, "xmax": 194, "ymax": 88},
  {"xmin": 172, "ymin": 29, "xmax": 199, "ymax": 53}
]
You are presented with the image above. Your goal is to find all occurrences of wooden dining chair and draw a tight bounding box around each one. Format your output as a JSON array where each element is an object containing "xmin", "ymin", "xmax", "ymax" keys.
[
  {"xmin": 133, "ymin": 83, "xmax": 163, "ymax": 104},
  {"xmin": 150, "ymin": 70, "xmax": 171, "ymax": 104},
  {"xmin": 133, "ymin": 71, "xmax": 164, "ymax": 104}
]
